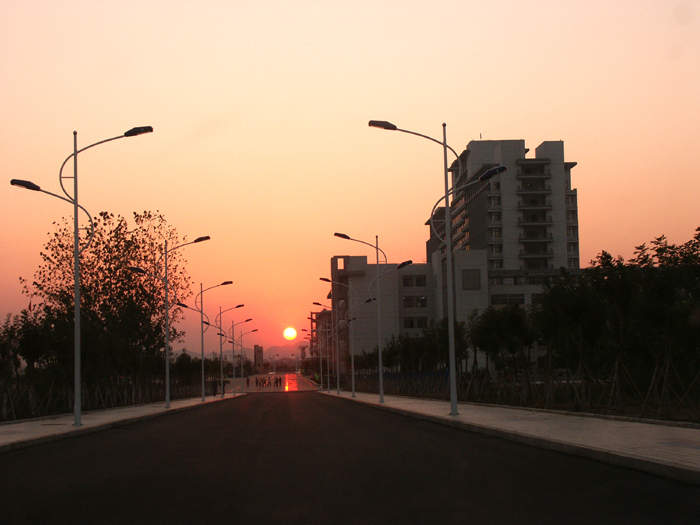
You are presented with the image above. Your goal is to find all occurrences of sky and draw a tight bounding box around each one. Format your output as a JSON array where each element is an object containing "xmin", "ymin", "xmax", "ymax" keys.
[{"xmin": 2, "ymin": 0, "xmax": 699, "ymax": 358}]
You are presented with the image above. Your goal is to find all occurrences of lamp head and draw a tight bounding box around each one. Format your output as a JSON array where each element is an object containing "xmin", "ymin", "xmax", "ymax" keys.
[
  {"xmin": 235, "ymin": 304, "xmax": 244, "ymax": 308},
  {"xmin": 194, "ymin": 236, "xmax": 210, "ymax": 243},
  {"xmin": 221, "ymin": 281, "xmax": 233, "ymax": 286},
  {"xmin": 252, "ymin": 329, "xmax": 258, "ymax": 333},
  {"xmin": 334, "ymin": 232, "xmax": 350, "ymax": 240},
  {"xmin": 124, "ymin": 126, "xmax": 154, "ymax": 137},
  {"xmin": 176, "ymin": 302, "xmax": 189, "ymax": 308},
  {"xmin": 128, "ymin": 266, "xmax": 148, "ymax": 274},
  {"xmin": 313, "ymin": 302, "xmax": 322, "ymax": 306},
  {"xmin": 11, "ymin": 179, "xmax": 41, "ymax": 191},
  {"xmin": 479, "ymin": 165, "xmax": 507, "ymax": 181},
  {"xmin": 245, "ymin": 318, "xmax": 252, "ymax": 322},
  {"xmin": 368, "ymin": 120, "xmax": 398, "ymax": 131},
  {"xmin": 320, "ymin": 277, "xmax": 331, "ymax": 283},
  {"xmin": 397, "ymin": 260, "xmax": 412, "ymax": 269}
]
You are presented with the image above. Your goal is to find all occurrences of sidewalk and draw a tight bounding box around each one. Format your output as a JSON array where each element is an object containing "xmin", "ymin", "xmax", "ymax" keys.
[
  {"xmin": 322, "ymin": 390, "xmax": 700, "ymax": 486},
  {"xmin": 0, "ymin": 393, "xmax": 243, "ymax": 453}
]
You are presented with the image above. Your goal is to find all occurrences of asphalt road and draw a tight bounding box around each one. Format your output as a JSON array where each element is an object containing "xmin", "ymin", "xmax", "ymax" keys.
[{"xmin": 1, "ymin": 392, "xmax": 698, "ymax": 524}]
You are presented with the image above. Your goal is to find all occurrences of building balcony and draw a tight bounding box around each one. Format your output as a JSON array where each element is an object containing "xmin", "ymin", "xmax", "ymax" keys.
[
  {"xmin": 517, "ymin": 168, "xmax": 551, "ymax": 178},
  {"xmin": 520, "ymin": 249, "xmax": 554, "ymax": 258},
  {"xmin": 517, "ymin": 185, "xmax": 551, "ymax": 194},
  {"xmin": 518, "ymin": 200, "xmax": 552, "ymax": 210},
  {"xmin": 519, "ymin": 233, "xmax": 553, "ymax": 242},
  {"xmin": 518, "ymin": 217, "xmax": 552, "ymax": 226}
]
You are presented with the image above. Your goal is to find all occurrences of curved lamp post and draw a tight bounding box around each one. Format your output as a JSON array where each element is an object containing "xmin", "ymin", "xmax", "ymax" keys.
[
  {"xmin": 369, "ymin": 119, "xmax": 505, "ymax": 416},
  {"xmin": 334, "ymin": 232, "xmax": 412, "ymax": 403},
  {"xmin": 238, "ymin": 328, "xmax": 258, "ymax": 381},
  {"xmin": 320, "ymin": 277, "xmax": 359, "ymax": 397},
  {"xmin": 190, "ymin": 281, "xmax": 233, "ymax": 401},
  {"xmin": 313, "ymin": 301, "xmax": 343, "ymax": 395},
  {"xmin": 228, "ymin": 318, "xmax": 252, "ymax": 395},
  {"xmin": 214, "ymin": 305, "xmax": 244, "ymax": 398},
  {"xmin": 334, "ymin": 233, "xmax": 388, "ymax": 402},
  {"xmin": 10, "ymin": 126, "xmax": 153, "ymax": 427},
  {"xmin": 130, "ymin": 235, "xmax": 210, "ymax": 409}
]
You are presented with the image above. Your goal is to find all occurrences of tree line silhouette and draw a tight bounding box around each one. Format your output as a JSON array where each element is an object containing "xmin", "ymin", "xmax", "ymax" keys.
[
  {"xmin": 353, "ymin": 228, "xmax": 700, "ymax": 421},
  {"xmin": 0, "ymin": 211, "xmax": 226, "ymax": 420}
]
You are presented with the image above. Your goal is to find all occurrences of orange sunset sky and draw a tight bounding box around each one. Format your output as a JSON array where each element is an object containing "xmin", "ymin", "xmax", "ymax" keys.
[{"xmin": 2, "ymin": 1, "xmax": 699, "ymax": 356}]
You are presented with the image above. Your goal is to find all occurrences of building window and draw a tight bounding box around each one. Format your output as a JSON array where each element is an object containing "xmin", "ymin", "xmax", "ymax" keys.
[
  {"xmin": 491, "ymin": 228, "xmax": 502, "ymax": 238},
  {"xmin": 462, "ymin": 269, "xmax": 481, "ymax": 290},
  {"xmin": 491, "ymin": 244, "xmax": 503, "ymax": 254},
  {"xmin": 490, "ymin": 212, "xmax": 501, "ymax": 222},
  {"xmin": 491, "ymin": 294, "xmax": 525, "ymax": 306},
  {"xmin": 415, "ymin": 275, "xmax": 427, "ymax": 287},
  {"xmin": 568, "ymin": 258, "xmax": 579, "ymax": 269},
  {"xmin": 566, "ymin": 210, "xmax": 577, "ymax": 221},
  {"xmin": 416, "ymin": 296, "xmax": 428, "ymax": 308},
  {"xmin": 416, "ymin": 317, "xmax": 428, "ymax": 329},
  {"xmin": 490, "ymin": 260, "xmax": 503, "ymax": 269},
  {"xmin": 403, "ymin": 276, "xmax": 414, "ymax": 287},
  {"xmin": 403, "ymin": 318, "xmax": 415, "ymax": 329},
  {"xmin": 567, "ymin": 242, "xmax": 578, "ymax": 252},
  {"xmin": 403, "ymin": 296, "xmax": 415, "ymax": 308}
]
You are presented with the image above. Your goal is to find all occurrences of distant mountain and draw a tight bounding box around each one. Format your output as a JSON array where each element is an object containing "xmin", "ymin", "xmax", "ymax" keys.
[{"xmin": 265, "ymin": 342, "xmax": 309, "ymax": 360}]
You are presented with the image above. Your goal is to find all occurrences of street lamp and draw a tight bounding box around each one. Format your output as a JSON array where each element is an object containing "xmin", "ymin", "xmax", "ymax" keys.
[
  {"xmin": 189, "ymin": 281, "xmax": 233, "ymax": 401},
  {"xmin": 10, "ymin": 126, "xmax": 153, "ymax": 427},
  {"xmin": 130, "ymin": 235, "xmax": 210, "ymax": 409},
  {"xmin": 335, "ymin": 233, "xmax": 387, "ymax": 402},
  {"xmin": 369, "ymin": 118, "xmax": 505, "ymax": 416},
  {"xmin": 334, "ymin": 232, "xmax": 411, "ymax": 403},
  {"xmin": 228, "ymin": 318, "xmax": 252, "ymax": 395},
  {"xmin": 239, "ymin": 329, "xmax": 258, "ymax": 379},
  {"xmin": 313, "ymin": 301, "xmax": 342, "ymax": 394},
  {"xmin": 214, "ymin": 305, "xmax": 244, "ymax": 398},
  {"xmin": 320, "ymin": 277, "xmax": 359, "ymax": 397}
]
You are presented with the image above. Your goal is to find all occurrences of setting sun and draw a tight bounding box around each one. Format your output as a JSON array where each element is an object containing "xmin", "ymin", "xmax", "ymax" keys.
[{"xmin": 283, "ymin": 327, "xmax": 297, "ymax": 340}]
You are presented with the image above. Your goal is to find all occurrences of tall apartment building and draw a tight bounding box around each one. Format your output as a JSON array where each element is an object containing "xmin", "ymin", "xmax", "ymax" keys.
[
  {"xmin": 322, "ymin": 139, "xmax": 578, "ymax": 372},
  {"xmin": 428, "ymin": 139, "xmax": 579, "ymax": 320}
]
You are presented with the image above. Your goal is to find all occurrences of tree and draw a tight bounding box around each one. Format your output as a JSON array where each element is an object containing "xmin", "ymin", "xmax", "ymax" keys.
[{"xmin": 20, "ymin": 210, "xmax": 194, "ymax": 384}]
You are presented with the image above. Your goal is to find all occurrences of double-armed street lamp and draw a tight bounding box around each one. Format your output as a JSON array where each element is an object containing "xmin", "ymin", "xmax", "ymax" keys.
[
  {"xmin": 313, "ymin": 301, "xmax": 343, "ymax": 395},
  {"xmin": 320, "ymin": 277, "xmax": 358, "ymax": 397},
  {"xmin": 238, "ymin": 328, "xmax": 258, "ymax": 380},
  {"xmin": 11, "ymin": 126, "xmax": 153, "ymax": 427},
  {"xmin": 179, "ymin": 281, "xmax": 232, "ymax": 401},
  {"xmin": 227, "ymin": 318, "xmax": 252, "ymax": 394},
  {"xmin": 130, "ymin": 235, "xmax": 210, "ymax": 408},
  {"xmin": 301, "ymin": 327, "xmax": 323, "ymax": 390},
  {"xmin": 214, "ymin": 305, "xmax": 244, "ymax": 398},
  {"xmin": 369, "ymin": 119, "xmax": 505, "ymax": 416},
  {"xmin": 334, "ymin": 232, "xmax": 411, "ymax": 403}
]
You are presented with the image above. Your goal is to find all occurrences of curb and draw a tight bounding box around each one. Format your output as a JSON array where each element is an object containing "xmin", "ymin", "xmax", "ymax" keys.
[
  {"xmin": 326, "ymin": 392, "xmax": 700, "ymax": 486},
  {"xmin": 0, "ymin": 394, "xmax": 246, "ymax": 455}
]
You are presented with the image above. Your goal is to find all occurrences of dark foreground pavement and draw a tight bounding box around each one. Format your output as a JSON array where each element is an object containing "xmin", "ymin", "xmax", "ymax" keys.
[{"xmin": 1, "ymin": 392, "xmax": 699, "ymax": 524}]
